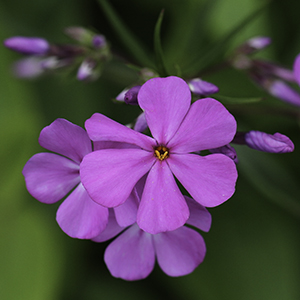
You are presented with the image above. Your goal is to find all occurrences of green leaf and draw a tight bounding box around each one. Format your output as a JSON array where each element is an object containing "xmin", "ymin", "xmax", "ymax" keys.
[
  {"xmin": 153, "ymin": 10, "xmax": 169, "ymax": 76},
  {"xmin": 214, "ymin": 94, "xmax": 263, "ymax": 104},
  {"xmin": 97, "ymin": 0, "xmax": 154, "ymax": 68},
  {"xmin": 236, "ymin": 145, "xmax": 300, "ymax": 218},
  {"xmin": 186, "ymin": 0, "xmax": 271, "ymax": 75}
]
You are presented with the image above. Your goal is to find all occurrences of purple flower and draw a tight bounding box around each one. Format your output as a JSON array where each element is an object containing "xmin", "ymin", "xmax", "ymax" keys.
[
  {"xmin": 234, "ymin": 131, "xmax": 294, "ymax": 153},
  {"xmin": 93, "ymin": 193, "xmax": 211, "ymax": 281},
  {"xmin": 4, "ymin": 36, "xmax": 49, "ymax": 55},
  {"xmin": 81, "ymin": 76, "xmax": 237, "ymax": 234},
  {"xmin": 188, "ymin": 78, "xmax": 219, "ymax": 96},
  {"xmin": 22, "ymin": 119, "xmax": 109, "ymax": 239}
]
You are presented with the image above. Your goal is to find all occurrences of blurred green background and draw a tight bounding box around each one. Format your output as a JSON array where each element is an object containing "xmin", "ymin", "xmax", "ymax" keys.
[{"xmin": 1, "ymin": 0, "xmax": 300, "ymax": 299}]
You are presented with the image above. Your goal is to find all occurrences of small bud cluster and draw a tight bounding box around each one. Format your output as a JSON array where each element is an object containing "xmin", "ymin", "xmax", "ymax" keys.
[{"xmin": 4, "ymin": 27, "xmax": 110, "ymax": 81}]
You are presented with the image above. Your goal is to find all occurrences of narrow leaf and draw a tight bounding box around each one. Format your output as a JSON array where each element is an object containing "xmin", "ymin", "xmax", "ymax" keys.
[
  {"xmin": 186, "ymin": 0, "xmax": 271, "ymax": 75},
  {"xmin": 214, "ymin": 94, "xmax": 263, "ymax": 105},
  {"xmin": 97, "ymin": 0, "xmax": 153, "ymax": 67},
  {"xmin": 153, "ymin": 10, "xmax": 169, "ymax": 76}
]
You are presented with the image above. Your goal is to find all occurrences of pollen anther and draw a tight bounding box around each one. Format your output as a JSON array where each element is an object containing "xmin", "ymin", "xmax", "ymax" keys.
[{"xmin": 154, "ymin": 146, "xmax": 169, "ymax": 161}]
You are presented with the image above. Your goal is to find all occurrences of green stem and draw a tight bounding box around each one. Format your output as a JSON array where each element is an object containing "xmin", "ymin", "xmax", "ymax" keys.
[{"xmin": 96, "ymin": 0, "xmax": 154, "ymax": 68}]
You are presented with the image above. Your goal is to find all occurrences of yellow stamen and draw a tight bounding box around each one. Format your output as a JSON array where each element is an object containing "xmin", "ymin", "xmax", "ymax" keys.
[{"xmin": 154, "ymin": 146, "xmax": 169, "ymax": 161}]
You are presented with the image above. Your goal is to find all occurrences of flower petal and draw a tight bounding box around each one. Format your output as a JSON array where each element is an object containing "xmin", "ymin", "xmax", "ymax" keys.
[
  {"xmin": 85, "ymin": 113, "xmax": 155, "ymax": 150},
  {"xmin": 39, "ymin": 119, "xmax": 92, "ymax": 164},
  {"xmin": 137, "ymin": 161, "xmax": 189, "ymax": 234},
  {"xmin": 168, "ymin": 98, "xmax": 237, "ymax": 153},
  {"xmin": 153, "ymin": 226, "xmax": 206, "ymax": 277},
  {"xmin": 104, "ymin": 224, "xmax": 155, "ymax": 280},
  {"xmin": 22, "ymin": 153, "xmax": 80, "ymax": 204},
  {"xmin": 56, "ymin": 183, "xmax": 108, "ymax": 239},
  {"xmin": 168, "ymin": 153, "xmax": 237, "ymax": 207},
  {"xmin": 92, "ymin": 209, "xmax": 125, "ymax": 242},
  {"xmin": 80, "ymin": 149, "xmax": 155, "ymax": 207},
  {"xmin": 138, "ymin": 76, "xmax": 191, "ymax": 144},
  {"xmin": 114, "ymin": 189, "xmax": 139, "ymax": 227},
  {"xmin": 184, "ymin": 196, "xmax": 212, "ymax": 232}
]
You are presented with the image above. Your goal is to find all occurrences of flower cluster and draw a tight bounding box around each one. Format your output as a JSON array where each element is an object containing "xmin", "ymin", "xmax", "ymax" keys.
[
  {"xmin": 4, "ymin": 27, "xmax": 110, "ymax": 80},
  {"xmin": 22, "ymin": 76, "xmax": 240, "ymax": 280},
  {"xmin": 231, "ymin": 36, "xmax": 300, "ymax": 107},
  {"xmin": 4, "ymin": 8, "xmax": 295, "ymax": 281}
]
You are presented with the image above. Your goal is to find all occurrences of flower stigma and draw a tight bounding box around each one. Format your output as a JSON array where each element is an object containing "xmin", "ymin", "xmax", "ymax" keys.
[{"xmin": 154, "ymin": 145, "xmax": 169, "ymax": 161}]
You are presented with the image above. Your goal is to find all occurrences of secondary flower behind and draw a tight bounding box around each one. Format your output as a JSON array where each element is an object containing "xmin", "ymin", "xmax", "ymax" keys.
[
  {"xmin": 93, "ymin": 192, "xmax": 212, "ymax": 281},
  {"xmin": 80, "ymin": 76, "xmax": 238, "ymax": 234}
]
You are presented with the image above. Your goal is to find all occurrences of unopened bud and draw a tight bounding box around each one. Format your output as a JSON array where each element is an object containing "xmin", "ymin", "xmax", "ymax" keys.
[
  {"xmin": 4, "ymin": 36, "xmax": 49, "ymax": 55},
  {"xmin": 188, "ymin": 78, "xmax": 219, "ymax": 96}
]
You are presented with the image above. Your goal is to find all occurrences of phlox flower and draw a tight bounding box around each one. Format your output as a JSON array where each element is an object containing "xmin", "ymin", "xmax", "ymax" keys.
[
  {"xmin": 92, "ymin": 178, "xmax": 211, "ymax": 281},
  {"xmin": 22, "ymin": 119, "xmax": 138, "ymax": 239},
  {"xmin": 81, "ymin": 76, "xmax": 237, "ymax": 234}
]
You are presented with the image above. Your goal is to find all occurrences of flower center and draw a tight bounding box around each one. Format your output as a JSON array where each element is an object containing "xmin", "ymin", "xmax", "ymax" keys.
[{"xmin": 154, "ymin": 145, "xmax": 169, "ymax": 161}]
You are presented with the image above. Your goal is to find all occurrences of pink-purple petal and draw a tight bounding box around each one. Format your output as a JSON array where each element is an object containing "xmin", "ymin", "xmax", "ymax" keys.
[
  {"xmin": 39, "ymin": 119, "xmax": 92, "ymax": 164},
  {"xmin": 168, "ymin": 153, "xmax": 237, "ymax": 207},
  {"xmin": 80, "ymin": 149, "xmax": 155, "ymax": 207},
  {"xmin": 137, "ymin": 161, "xmax": 189, "ymax": 234},
  {"xmin": 85, "ymin": 113, "xmax": 155, "ymax": 151},
  {"xmin": 153, "ymin": 226, "xmax": 206, "ymax": 277},
  {"xmin": 114, "ymin": 189, "xmax": 139, "ymax": 227},
  {"xmin": 184, "ymin": 196, "xmax": 212, "ymax": 232},
  {"xmin": 22, "ymin": 153, "xmax": 80, "ymax": 204},
  {"xmin": 104, "ymin": 224, "xmax": 155, "ymax": 280},
  {"xmin": 168, "ymin": 98, "xmax": 237, "ymax": 153},
  {"xmin": 56, "ymin": 183, "xmax": 108, "ymax": 239},
  {"xmin": 138, "ymin": 76, "xmax": 191, "ymax": 145},
  {"xmin": 92, "ymin": 209, "xmax": 125, "ymax": 242}
]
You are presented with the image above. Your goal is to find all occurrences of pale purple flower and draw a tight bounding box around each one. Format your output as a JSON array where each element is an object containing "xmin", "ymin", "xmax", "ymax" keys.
[
  {"xmin": 22, "ymin": 119, "xmax": 109, "ymax": 239},
  {"xmin": 4, "ymin": 36, "xmax": 49, "ymax": 55},
  {"xmin": 93, "ymin": 192, "xmax": 211, "ymax": 281},
  {"xmin": 233, "ymin": 131, "xmax": 294, "ymax": 153},
  {"xmin": 81, "ymin": 76, "xmax": 237, "ymax": 234},
  {"xmin": 188, "ymin": 78, "xmax": 219, "ymax": 96}
]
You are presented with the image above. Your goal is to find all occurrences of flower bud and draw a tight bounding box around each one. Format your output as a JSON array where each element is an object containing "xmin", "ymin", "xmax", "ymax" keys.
[
  {"xmin": 234, "ymin": 131, "xmax": 294, "ymax": 153},
  {"xmin": 124, "ymin": 86, "xmax": 141, "ymax": 105},
  {"xmin": 209, "ymin": 144, "xmax": 238, "ymax": 163},
  {"xmin": 12, "ymin": 57, "xmax": 44, "ymax": 78},
  {"xmin": 188, "ymin": 78, "xmax": 219, "ymax": 96},
  {"xmin": 268, "ymin": 80, "xmax": 300, "ymax": 107},
  {"xmin": 133, "ymin": 112, "xmax": 148, "ymax": 133},
  {"xmin": 92, "ymin": 35, "xmax": 106, "ymax": 49},
  {"xmin": 77, "ymin": 59, "xmax": 99, "ymax": 81},
  {"xmin": 4, "ymin": 36, "xmax": 49, "ymax": 55}
]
